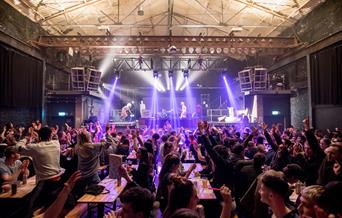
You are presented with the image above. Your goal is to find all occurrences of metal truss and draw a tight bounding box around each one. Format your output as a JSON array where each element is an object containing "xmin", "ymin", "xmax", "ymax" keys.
[
  {"xmin": 33, "ymin": 35, "xmax": 298, "ymax": 58},
  {"xmin": 109, "ymin": 57, "xmax": 227, "ymax": 71}
]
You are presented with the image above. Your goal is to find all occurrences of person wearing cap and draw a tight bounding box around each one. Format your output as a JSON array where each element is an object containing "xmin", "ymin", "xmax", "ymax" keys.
[{"xmin": 0, "ymin": 147, "xmax": 29, "ymax": 192}]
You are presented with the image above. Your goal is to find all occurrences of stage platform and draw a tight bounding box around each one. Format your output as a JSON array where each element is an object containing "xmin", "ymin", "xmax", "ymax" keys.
[
  {"xmin": 108, "ymin": 119, "xmax": 255, "ymax": 130},
  {"xmin": 108, "ymin": 121, "xmax": 136, "ymax": 127}
]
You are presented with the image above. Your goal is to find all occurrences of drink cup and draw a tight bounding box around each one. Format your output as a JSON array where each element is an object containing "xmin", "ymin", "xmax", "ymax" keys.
[
  {"xmin": 22, "ymin": 175, "xmax": 27, "ymax": 185},
  {"xmin": 117, "ymin": 177, "xmax": 122, "ymax": 186},
  {"xmin": 193, "ymin": 180, "xmax": 198, "ymax": 189},
  {"xmin": 202, "ymin": 179, "xmax": 208, "ymax": 189},
  {"xmin": 11, "ymin": 183, "xmax": 17, "ymax": 195}
]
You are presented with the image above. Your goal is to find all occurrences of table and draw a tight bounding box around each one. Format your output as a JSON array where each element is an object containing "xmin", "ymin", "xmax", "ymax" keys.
[
  {"xmin": 183, "ymin": 152, "xmax": 196, "ymax": 163},
  {"xmin": 0, "ymin": 176, "xmax": 36, "ymax": 199},
  {"xmin": 126, "ymin": 151, "xmax": 137, "ymax": 165},
  {"xmin": 190, "ymin": 178, "xmax": 216, "ymax": 200},
  {"xmin": 182, "ymin": 163, "xmax": 203, "ymax": 173},
  {"xmin": 127, "ymin": 151, "xmax": 137, "ymax": 160},
  {"xmin": 77, "ymin": 177, "xmax": 127, "ymax": 217}
]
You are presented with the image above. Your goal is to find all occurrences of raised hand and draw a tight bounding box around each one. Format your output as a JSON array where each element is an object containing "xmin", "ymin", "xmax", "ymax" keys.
[
  {"xmin": 260, "ymin": 122, "xmax": 268, "ymax": 130},
  {"xmin": 118, "ymin": 165, "xmax": 130, "ymax": 181},
  {"xmin": 197, "ymin": 120, "xmax": 204, "ymax": 133},
  {"xmin": 104, "ymin": 210, "xmax": 117, "ymax": 218},
  {"xmin": 22, "ymin": 159, "xmax": 30, "ymax": 169},
  {"xmin": 19, "ymin": 127, "xmax": 25, "ymax": 133},
  {"xmin": 220, "ymin": 185, "xmax": 232, "ymax": 204},
  {"xmin": 190, "ymin": 163, "xmax": 197, "ymax": 171},
  {"xmin": 303, "ymin": 118, "xmax": 310, "ymax": 131},
  {"xmin": 251, "ymin": 127, "xmax": 258, "ymax": 135}
]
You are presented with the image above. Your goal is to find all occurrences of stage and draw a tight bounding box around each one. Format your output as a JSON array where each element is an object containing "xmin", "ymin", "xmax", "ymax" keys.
[{"xmin": 109, "ymin": 118, "xmax": 253, "ymax": 130}]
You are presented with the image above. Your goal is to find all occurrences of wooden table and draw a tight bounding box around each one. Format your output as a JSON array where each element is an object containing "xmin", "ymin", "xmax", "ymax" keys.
[
  {"xmin": 77, "ymin": 177, "xmax": 127, "ymax": 217},
  {"xmin": 190, "ymin": 178, "xmax": 216, "ymax": 200},
  {"xmin": 127, "ymin": 151, "xmax": 137, "ymax": 160},
  {"xmin": 182, "ymin": 163, "xmax": 203, "ymax": 173},
  {"xmin": 126, "ymin": 151, "xmax": 137, "ymax": 165},
  {"xmin": 0, "ymin": 176, "xmax": 36, "ymax": 199},
  {"xmin": 183, "ymin": 155, "xmax": 196, "ymax": 163}
]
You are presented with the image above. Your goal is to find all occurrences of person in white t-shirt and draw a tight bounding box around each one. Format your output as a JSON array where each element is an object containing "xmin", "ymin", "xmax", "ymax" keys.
[
  {"xmin": 16, "ymin": 127, "xmax": 64, "ymax": 216},
  {"xmin": 140, "ymin": 100, "xmax": 146, "ymax": 118}
]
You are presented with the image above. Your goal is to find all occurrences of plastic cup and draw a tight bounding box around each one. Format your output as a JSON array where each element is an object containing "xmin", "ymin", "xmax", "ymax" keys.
[
  {"xmin": 11, "ymin": 183, "xmax": 17, "ymax": 195},
  {"xmin": 117, "ymin": 177, "xmax": 122, "ymax": 186},
  {"xmin": 202, "ymin": 179, "xmax": 208, "ymax": 189}
]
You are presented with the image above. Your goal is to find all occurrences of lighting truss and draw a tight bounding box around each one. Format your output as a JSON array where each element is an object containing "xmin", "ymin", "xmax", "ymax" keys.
[
  {"xmin": 34, "ymin": 35, "xmax": 298, "ymax": 58},
  {"xmin": 98, "ymin": 57, "xmax": 227, "ymax": 72}
]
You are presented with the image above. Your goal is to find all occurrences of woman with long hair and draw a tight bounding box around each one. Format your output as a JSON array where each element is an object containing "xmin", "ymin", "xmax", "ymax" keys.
[
  {"xmin": 73, "ymin": 130, "xmax": 107, "ymax": 198},
  {"xmin": 156, "ymin": 153, "xmax": 181, "ymax": 212},
  {"xmin": 157, "ymin": 153, "xmax": 196, "ymax": 213},
  {"xmin": 131, "ymin": 147, "xmax": 154, "ymax": 191},
  {"xmin": 163, "ymin": 177, "xmax": 199, "ymax": 218}
]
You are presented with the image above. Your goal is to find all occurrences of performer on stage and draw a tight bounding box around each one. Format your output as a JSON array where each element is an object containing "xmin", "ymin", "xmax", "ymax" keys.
[
  {"xmin": 120, "ymin": 103, "xmax": 132, "ymax": 121},
  {"xmin": 139, "ymin": 100, "xmax": 146, "ymax": 118},
  {"xmin": 180, "ymin": 102, "xmax": 187, "ymax": 119},
  {"xmin": 163, "ymin": 120, "xmax": 172, "ymax": 132}
]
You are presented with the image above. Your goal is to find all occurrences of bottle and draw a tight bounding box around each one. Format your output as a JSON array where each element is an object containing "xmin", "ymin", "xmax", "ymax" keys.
[{"xmin": 22, "ymin": 175, "xmax": 27, "ymax": 185}]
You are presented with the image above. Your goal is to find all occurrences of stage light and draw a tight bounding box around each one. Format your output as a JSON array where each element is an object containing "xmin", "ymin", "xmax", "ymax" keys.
[
  {"xmin": 153, "ymin": 70, "xmax": 158, "ymax": 78},
  {"xmin": 251, "ymin": 95, "xmax": 258, "ymax": 122},
  {"xmin": 222, "ymin": 69, "xmax": 228, "ymax": 78},
  {"xmin": 168, "ymin": 70, "xmax": 173, "ymax": 78},
  {"xmin": 223, "ymin": 75, "xmax": 237, "ymax": 109},
  {"xmin": 183, "ymin": 69, "xmax": 189, "ymax": 78},
  {"xmin": 114, "ymin": 70, "xmax": 120, "ymax": 79}
]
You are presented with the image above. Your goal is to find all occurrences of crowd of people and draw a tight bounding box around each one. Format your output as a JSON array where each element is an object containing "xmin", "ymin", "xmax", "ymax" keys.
[{"xmin": 0, "ymin": 118, "xmax": 341, "ymax": 218}]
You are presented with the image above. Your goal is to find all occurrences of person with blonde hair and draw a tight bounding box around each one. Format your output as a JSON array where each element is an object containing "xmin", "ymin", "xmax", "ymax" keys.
[
  {"xmin": 73, "ymin": 130, "xmax": 108, "ymax": 198},
  {"xmin": 298, "ymin": 185, "xmax": 324, "ymax": 218}
]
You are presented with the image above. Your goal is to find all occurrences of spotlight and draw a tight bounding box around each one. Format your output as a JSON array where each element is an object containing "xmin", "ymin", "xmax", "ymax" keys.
[
  {"xmin": 168, "ymin": 45, "xmax": 177, "ymax": 53},
  {"xmin": 183, "ymin": 69, "xmax": 189, "ymax": 78},
  {"xmin": 168, "ymin": 70, "xmax": 173, "ymax": 78},
  {"xmin": 222, "ymin": 69, "xmax": 228, "ymax": 78},
  {"xmin": 114, "ymin": 70, "xmax": 120, "ymax": 79},
  {"xmin": 153, "ymin": 70, "xmax": 158, "ymax": 78}
]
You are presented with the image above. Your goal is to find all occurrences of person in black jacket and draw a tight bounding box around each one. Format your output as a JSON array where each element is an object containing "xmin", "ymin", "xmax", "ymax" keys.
[
  {"xmin": 197, "ymin": 121, "xmax": 234, "ymax": 191},
  {"xmin": 302, "ymin": 119, "xmax": 326, "ymax": 185},
  {"xmin": 262, "ymin": 123, "xmax": 291, "ymax": 172}
]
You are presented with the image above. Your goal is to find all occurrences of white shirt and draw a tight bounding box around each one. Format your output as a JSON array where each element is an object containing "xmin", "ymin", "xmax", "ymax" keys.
[
  {"xmin": 16, "ymin": 139, "xmax": 63, "ymax": 183},
  {"xmin": 140, "ymin": 102, "xmax": 146, "ymax": 116}
]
